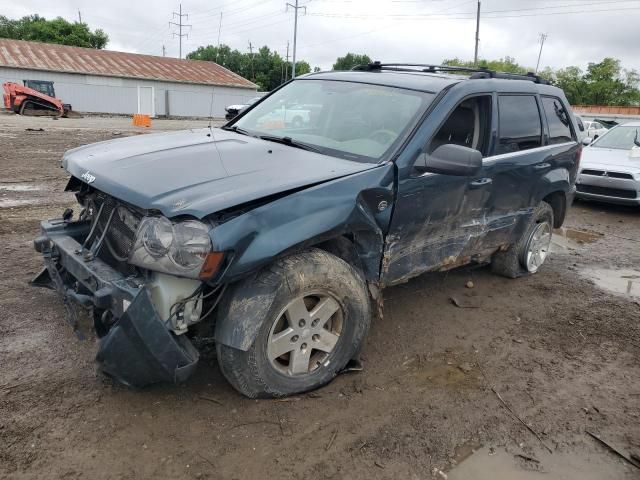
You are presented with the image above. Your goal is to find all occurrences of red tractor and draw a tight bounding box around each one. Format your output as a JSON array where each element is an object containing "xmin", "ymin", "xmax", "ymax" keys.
[{"xmin": 3, "ymin": 80, "xmax": 79, "ymax": 117}]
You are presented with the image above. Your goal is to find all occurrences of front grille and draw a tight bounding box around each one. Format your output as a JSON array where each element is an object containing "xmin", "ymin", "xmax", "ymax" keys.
[
  {"xmin": 91, "ymin": 192, "xmax": 141, "ymax": 273},
  {"xmin": 581, "ymin": 169, "xmax": 634, "ymax": 180},
  {"xmin": 577, "ymin": 184, "xmax": 637, "ymax": 199}
]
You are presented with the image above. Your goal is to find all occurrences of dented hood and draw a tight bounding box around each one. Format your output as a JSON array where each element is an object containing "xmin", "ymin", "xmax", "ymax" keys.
[{"xmin": 63, "ymin": 128, "xmax": 376, "ymax": 218}]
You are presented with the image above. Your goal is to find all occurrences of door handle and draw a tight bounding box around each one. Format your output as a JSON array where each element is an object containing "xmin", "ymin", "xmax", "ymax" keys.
[
  {"xmin": 469, "ymin": 178, "xmax": 492, "ymax": 188},
  {"xmin": 533, "ymin": 162, "xmax": 551, "ymax": 170}
]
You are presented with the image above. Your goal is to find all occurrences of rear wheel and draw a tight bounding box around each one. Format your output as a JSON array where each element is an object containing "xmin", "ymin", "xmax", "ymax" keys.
[
  {"xmin": 216, "ymin": 248, "xmax": 371, "ymax": 398},
  {"xmin": 491, "ymin": 201, "xmax": 554, "ymax": 278}
]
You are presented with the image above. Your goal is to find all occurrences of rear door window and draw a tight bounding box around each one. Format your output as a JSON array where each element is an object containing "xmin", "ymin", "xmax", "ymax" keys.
[
  {"xmin": 541, "ymin": 96, "xmax": 574, "ymax": 144},
  {"xmin": 496, "ymin": 95, "xmax": 542, "ymax": 154}
]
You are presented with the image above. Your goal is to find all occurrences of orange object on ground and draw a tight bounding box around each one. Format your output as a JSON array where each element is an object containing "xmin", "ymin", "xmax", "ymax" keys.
[{"xmin": 133, "ymin": 114, "xmax": 152, "ymax": 127}]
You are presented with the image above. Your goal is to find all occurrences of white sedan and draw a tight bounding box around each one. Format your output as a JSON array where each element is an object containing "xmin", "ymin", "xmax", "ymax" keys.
[
  {"xmin": 582, "ymin": 120, "xmax": 608, "ymax": 140},
  {"xmin": 576, "ymin": 122, "xmax": 640, "ymax": 206}
]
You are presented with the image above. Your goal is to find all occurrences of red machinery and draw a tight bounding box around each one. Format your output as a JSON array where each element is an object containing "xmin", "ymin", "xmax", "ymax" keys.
[{"xmin": 3, "ymin": 81, "xmax": 77, "ymax": 117}]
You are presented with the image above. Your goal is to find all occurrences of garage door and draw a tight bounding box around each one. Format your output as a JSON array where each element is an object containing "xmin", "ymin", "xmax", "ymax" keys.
[{"xmin": 137, "ymin": 86, "xmax": 154, "ymax": 116}]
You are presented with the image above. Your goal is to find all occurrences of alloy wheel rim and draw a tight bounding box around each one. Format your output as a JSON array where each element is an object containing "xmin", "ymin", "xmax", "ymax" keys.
[
  {"xmin": 524, "ymin": 222, "xmax": 552, "ymax": 273},
  {"xmin": 267, "ymin": 292, "xmax": 344, "ymax": 377}
]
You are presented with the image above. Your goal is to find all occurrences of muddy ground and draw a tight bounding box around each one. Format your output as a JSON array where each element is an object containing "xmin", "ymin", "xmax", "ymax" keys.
[{"xmin": 1, "ymin": 114, "xmax": 639, "ymax": 479}]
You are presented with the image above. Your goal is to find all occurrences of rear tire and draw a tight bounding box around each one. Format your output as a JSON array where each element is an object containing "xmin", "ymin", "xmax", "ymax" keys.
[
  {"xmin": 216, "ymin": 248, "xmax": 371, "ymax": 398},
  {"xmin": 491, "ymin": 201, "xmax": 554, "ymax": 279}
]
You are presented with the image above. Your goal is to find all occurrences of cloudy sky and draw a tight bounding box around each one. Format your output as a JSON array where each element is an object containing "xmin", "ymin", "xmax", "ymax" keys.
[{"xmin": 5, "ymin": 0, "xmax": 640, "ymax": 73}]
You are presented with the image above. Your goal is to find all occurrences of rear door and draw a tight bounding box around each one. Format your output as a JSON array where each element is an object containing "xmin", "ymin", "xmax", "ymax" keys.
[{"xmin": 479, "ymin": 93, "xmax": 547, "ymax": 246}]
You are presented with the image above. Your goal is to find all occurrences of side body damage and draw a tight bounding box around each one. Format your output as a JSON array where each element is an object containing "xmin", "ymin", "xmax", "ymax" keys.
[{"xmin": 212, "ymin": 164, "xmax": 395, "ymax": 350}]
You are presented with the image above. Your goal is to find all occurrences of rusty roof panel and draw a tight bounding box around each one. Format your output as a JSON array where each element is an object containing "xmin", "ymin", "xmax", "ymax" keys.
[{"xmin": 0, "ymin": 39, "xmax": 257, "ymax": 89}]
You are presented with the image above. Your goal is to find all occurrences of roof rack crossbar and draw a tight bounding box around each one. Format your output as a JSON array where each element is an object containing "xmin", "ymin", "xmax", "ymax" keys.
[{"xmin": 352, "ymin": 61, "xmax": 548, "ymax": 84}]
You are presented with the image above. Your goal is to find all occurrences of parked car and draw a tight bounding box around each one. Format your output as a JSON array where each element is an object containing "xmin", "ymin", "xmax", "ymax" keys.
[
  {"xmin": 225, "ymin": 96, "xmax": 262, "ymax": 120},
  {"xmin": 576, "ymin": 122, "xmax": 640, "ymax": 205},
  {"xmin": 32, "ymin": 63, "xmax": 581, "ymax": 398},
  {"xmin": 254, "ymin": 102, "xmax": 311, "ymax": 129},
  {"xmin": 582, "ymin": 120, "xmax": 608, "ymax": 140}
]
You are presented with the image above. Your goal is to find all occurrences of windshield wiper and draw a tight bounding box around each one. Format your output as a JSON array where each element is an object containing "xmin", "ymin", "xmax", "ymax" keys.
[
  {"xmin": 258, "ymin": 135, "xmax": 323, "ymax": 153},
  {"xmin": 221, "ymin": 125, "xmax": 252, "ymax": 136}
]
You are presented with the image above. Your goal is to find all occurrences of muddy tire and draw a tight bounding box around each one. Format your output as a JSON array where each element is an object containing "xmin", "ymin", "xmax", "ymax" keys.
[
  {"xmin": 216, "ymin": 248, "xmax": 371, "ymax": 398},
  {"xmin": 491, "ymin": 201, "xmax": 554, "ymax": 279}
]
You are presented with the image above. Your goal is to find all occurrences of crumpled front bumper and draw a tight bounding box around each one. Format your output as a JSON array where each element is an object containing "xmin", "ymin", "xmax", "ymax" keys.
[{"xmin": 32, "ymin": 218, "xmax": 199, "ymax": 388}]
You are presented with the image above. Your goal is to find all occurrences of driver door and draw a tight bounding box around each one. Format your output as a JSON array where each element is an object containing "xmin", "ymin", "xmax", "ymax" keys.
[{"xmin": 382, "ymin": 94, "xmax": 495, "ymax": 285}]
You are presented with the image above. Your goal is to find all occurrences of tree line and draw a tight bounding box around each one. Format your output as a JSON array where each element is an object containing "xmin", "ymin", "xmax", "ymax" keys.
[
  {"xmin": 1, "ymin": 14, "xmax": 638, "ymax": 105},
  {"xmin": 443, "ymin": 56, "xmax": 640, "ymax": 106},
  {"xmin": 0, "ymin": 15, "xmax": 108, "ymax": 49}
]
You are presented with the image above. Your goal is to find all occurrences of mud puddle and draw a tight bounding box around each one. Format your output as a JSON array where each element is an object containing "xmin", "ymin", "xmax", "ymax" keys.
[
  {"xmin": 448, "ymin": 446, "xmax": 633, "ymax": 479},
  {"xmin": 552, "ymin": 227, "xmax": 603, "ymax": 252},
  {"xmin": 579, "ymin": 267, "xmax": 640, "ymax": 299}
]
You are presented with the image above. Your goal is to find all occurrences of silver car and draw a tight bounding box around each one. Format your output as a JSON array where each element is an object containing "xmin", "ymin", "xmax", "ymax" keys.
[{"xmin": 577, "ymin": 122, "xmax": 640, "ymax": 206}]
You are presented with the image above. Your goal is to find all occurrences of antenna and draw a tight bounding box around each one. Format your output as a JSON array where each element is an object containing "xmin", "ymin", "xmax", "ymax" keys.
[{"xmin": 207, "ymin": 88, "xmax": 215, "ymax": 129}]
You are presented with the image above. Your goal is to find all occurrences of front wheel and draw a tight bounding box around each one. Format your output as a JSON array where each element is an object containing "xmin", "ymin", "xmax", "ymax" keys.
[
  {"xmin": 216, "ymin": 248, "xmax": 371, "ymax": 398},
  {"xmin": 491, "ymin": 201, "xmax": 554, "ymax": 278}
]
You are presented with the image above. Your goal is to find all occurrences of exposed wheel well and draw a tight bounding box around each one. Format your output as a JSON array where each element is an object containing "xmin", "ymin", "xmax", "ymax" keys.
[
  {"xmin": 543, "ymin": 191, "xmax": 566, "ymax": 228},
  {"xmin": 315, "ymin": 235, "xmax": 363, "ymax": 272}
]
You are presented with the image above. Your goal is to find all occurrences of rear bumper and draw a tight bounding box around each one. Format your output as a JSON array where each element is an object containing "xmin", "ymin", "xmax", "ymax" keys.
[{"xmin": 32, "ymin": 218, "xmax": 199, "ymax": 387}]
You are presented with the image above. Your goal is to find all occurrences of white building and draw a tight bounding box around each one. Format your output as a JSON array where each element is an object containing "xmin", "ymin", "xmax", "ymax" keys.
[{"xmin": 0, "ymin": 39, "xmax": 258, "ymax": 118}]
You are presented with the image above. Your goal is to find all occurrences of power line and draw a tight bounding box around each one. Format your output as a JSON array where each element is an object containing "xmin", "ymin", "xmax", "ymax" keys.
[
  {"xmin": 307, "ymin": 0, "xmax": 640, "ymax": 19},
  {"xmin": 169, "ymin": 3, "xmax": 192, "ymax": 59}
]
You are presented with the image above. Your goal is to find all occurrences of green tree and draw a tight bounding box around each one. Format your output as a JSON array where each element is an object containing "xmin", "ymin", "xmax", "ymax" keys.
[
  {"xmin": 188, "ymin": 44, "xmax": 312, "ymax": 91},
  {"xmin": 443, "ymin": 56, "xmax": 531, "ymax": 74},
  {"xmin": 332, "ymin": 53, "xmax": 372, "ymax": 71},
  {"xmin": 554, "ymin": 66, "xmax": 586, "ymax": 104},
  {"xmin": 0, "ymin": 15, "xmax": 108, "ymax": 48}
]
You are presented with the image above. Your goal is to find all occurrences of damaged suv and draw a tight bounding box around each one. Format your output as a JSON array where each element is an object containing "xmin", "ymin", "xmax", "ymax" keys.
[{"xmin": 33, "ymin": 63, "xmax": 581, "ymax": 398}]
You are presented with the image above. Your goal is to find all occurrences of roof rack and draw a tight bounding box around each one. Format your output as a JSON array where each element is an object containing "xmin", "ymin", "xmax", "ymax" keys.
[{"xmin": 352, "ymin": 61, "xmax": 549, "ymax": 85}]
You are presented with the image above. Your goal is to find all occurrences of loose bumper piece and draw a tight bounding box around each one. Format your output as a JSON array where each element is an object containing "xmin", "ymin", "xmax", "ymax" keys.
[{"xmin": 32, "ymin": 218, "xmax": 199, "ymax": 387}]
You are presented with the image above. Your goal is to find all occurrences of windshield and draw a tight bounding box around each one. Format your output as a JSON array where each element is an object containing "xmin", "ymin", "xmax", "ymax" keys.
[
  {"xmin": 591, "ymin": 125, "xmax": 640, "ymax": 149},
  {"xmin": 232, "ymin": 79, "xmax": 433, "ymax": 163}
]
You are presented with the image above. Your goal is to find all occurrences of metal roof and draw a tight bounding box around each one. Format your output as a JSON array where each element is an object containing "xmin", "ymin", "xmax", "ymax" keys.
[{"xmin": 0, "ymin": 39, "xmax": 257, "ymax": 89}]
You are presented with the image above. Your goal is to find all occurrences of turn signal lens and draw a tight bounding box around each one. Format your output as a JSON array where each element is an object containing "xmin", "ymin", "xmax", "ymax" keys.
[{"xmin": 199, "ymin": 252, "xmax": 225, "ymax": 280}]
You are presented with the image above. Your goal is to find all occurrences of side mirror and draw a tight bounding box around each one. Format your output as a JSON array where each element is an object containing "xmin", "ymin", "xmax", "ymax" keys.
[
  {"xmin": 414, "ymin": 144, "xmax": 482, "ymax": 176},
  {"xmin": 582, "ymin": 137, "xmax": 593, "ymax": 146}
]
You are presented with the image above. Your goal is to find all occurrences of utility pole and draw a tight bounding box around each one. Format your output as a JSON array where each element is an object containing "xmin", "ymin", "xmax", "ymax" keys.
[
  {"xmin": 286, "ymin": 0, "xmax": 306, "ymax": 78},
  {"xmin": 169, "ymin": 4, "xmax": 191, "ymax": 59},
  {"xmin": 78, "ymin": 10, "xmax": 82, "ymax": 23},
  {"xmin": 284, "ymin": 41, "xmax": 289, "ymax": 82},
  {"xmin": 535, "ymin": 33, "xmax": 548, "ymax": 74},
  {"xmin": 217, "ymin": 12, "xmax": 223, "ymax": 47},
  {"xmin": 248, "ymin": 41, "xmax": 255, "ymax": 81},
  {"xmin": 162, "ymin": 45, "xmax": 167, "ymax": 57},
  {"xmin": 473, "ymin": 1, "xmax": 481, "ymax": 66}
]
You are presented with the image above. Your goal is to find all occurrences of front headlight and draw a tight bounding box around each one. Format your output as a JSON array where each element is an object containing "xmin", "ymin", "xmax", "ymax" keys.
[{"xmin": 129, "ymin": 217, "xmax": 213, "ymax": 279}]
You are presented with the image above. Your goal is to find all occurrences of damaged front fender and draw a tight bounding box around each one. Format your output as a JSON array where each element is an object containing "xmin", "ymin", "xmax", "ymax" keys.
[{"xmin": 212, "ymin": 163, "xmax": 395, "ymax": 350}]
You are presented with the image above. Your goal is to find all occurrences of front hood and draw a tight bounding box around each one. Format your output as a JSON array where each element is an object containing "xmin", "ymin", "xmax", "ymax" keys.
[
  {"xmin": 226, "ymin": 104, "xmax": 246, "ymax": 111},
  {"xmin": 581, "ymin": 147, "xmax": 640, "ymax": 174},
  {"xmin": 63, "ymin": 128, "xmax": 377, "ymax": 218}
]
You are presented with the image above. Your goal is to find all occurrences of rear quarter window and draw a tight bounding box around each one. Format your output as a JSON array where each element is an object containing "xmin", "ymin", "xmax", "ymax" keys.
[
  {"xmin": 496, "ymin": 95, "xmax": 542, "ymax": 154},
  {"xmin": 541, "ymin": 96, "xmax": 574, "ymax": 144}
]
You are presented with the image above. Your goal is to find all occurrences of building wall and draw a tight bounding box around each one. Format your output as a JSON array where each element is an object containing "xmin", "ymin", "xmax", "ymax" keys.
[{"xmin": 0, "ymin": 68, "xmax": 259, "ymax": 117}]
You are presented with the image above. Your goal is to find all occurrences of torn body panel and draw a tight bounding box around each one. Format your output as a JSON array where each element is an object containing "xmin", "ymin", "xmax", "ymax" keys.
[{"xmin": 212, "ymin": 164, "xmax": 395, "ymax": 350}]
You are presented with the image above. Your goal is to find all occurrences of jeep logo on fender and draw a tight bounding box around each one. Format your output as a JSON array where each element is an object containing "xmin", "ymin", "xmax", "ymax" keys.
[{"xmin": 81, "ymin": 171, "xmax": 96, "ymax": 184}]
